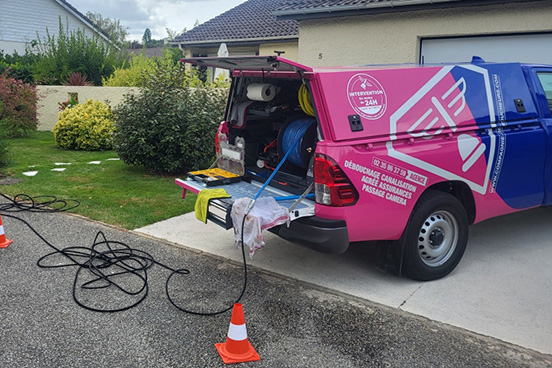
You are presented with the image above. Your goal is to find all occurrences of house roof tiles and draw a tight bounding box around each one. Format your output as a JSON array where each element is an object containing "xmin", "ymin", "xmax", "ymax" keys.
[
  {"xmin": 278, "ymin": 0, "xmax": 384, "ymax": 10},
  {"xmin": 274, "ymin": 0, "xmax": 542, "ymax": 19},
  {"xmin": 173, "ymin": 0, "xmax": 298, "ymax": 45}
]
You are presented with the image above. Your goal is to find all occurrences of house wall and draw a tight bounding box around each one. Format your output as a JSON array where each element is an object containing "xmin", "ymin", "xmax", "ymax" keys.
[
  {"xmin": 37, "ymin": 86, "xmax": 138, "ymax": 131},
  {"xmin": 0, "ymin": 40, "xmax": 28, "ymax": 55},
  {"xmin": 297, "ymin": 1, "xmax": 552, "ymax": 66},
  {"xmin": 182, "ymin": 42, "xmax": 299, "ymax": 60},
  {"xmin": 0, "ymin": 0, "xmax": 107, "ymax": 54},
  {"xmin": 182, "ymin": 45, "xmax": 259, "ymax": 81},
  {"xmin": 259, "ymin": 42, "xmax": 298, "ymax": 60},
  {"xmin": 182, "ymin": 45, "xmax": 260, "ymax": 58}
]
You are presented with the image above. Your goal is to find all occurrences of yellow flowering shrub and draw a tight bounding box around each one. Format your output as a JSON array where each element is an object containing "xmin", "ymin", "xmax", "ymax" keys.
[
  {"xmin": 102, "ymin": 53, "xmax": 155, "ymax": 87},
  {"xmin": 53, "ymin": 99, "xmax": 115, "ymax": 151}
]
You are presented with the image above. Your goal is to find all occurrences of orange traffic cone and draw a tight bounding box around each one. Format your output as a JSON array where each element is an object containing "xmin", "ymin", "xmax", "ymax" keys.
[
  {"xmin": 0, "ymin": 214, "xmax": 13, "ymax": 248},
  {"xmin": 215, "ymin": 303, "xmax": 260, "ymax": 364}
]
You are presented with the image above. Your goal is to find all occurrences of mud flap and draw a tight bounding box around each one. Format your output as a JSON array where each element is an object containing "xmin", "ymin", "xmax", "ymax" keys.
[{"xmin": 376, "ymin": 240, "xmax": 404, "ymax": 276}]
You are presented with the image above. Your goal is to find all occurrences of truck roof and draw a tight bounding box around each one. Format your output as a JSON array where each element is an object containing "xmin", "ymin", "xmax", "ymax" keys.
[{"xmin": 180, "ymin": 55, "xmax": 550, "ymax": 75}]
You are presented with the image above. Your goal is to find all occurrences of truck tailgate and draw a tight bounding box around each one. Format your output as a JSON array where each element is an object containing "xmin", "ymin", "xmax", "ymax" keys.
[{"xmin": 175, "ymin": 177, "xmax": 315, "ymax": 229}]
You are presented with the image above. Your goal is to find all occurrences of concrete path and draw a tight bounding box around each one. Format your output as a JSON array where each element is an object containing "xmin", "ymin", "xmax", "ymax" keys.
[{"xmin": 136, "ymin": 205, "xmax": 552, "ymax": 355}]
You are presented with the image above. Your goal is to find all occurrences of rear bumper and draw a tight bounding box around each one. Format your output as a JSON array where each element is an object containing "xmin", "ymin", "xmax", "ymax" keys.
[{"xmin": 274, "ymin": 216, "xmax": 349, "ymax": 254}]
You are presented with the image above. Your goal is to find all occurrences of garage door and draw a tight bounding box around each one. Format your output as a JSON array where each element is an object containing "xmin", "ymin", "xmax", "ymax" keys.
[{"xmin": 420, "ymin": 33, "xmax": 552, "ymax": 65}]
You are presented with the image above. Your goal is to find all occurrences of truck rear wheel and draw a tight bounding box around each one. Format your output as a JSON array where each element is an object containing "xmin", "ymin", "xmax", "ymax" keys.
[{"xmin": 401, "ymin": 190, "xmax": 469, "ymax": 281}]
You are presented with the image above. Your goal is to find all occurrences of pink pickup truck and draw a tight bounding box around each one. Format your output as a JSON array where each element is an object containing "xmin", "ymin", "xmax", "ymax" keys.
[{"xmin": 176, "ymin": 56, "xmax": 552, "ymax": 281}]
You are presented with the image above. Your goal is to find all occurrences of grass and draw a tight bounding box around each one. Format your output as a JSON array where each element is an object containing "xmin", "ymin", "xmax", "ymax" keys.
[{"xmin": 0, "ymin": 131, "xmax": 197, "ymax": 229}]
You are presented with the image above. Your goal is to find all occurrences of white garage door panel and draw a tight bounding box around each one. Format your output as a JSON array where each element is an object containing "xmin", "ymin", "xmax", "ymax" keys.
[{"xmin": 421, "ymin": 33, "xmax": 552, "ymax": 64}]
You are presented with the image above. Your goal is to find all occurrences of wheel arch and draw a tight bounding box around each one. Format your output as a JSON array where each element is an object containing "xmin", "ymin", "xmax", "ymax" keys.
[
  {"xmin": 425, "ymin": 181, "xmax": 476, "ymax": 224},
  {"xmin": 377, "ymin": 180, "xmax": 475, "ymax": 279}
]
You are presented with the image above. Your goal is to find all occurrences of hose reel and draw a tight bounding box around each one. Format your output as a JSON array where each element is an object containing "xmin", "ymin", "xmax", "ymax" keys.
[{"xmin": 278, "ymin": 117, "xmax": 317, "ymax": 169}]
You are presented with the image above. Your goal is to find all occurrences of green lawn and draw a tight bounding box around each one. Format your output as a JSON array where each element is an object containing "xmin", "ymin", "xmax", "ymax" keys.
[{"xmin": 0, "ymin": 131, "xmax": 197, "ymax": 229}]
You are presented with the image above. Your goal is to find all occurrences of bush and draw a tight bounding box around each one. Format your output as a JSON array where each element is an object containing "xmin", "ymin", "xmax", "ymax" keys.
[
  {"xmin": 103, "ymin": 48, "xmax": 194, "ymax": 88},
  {"xmin": 53, "ymin": 99, "xmax": 115, "ymax": 151},
  {"xmin": 31, "ymin": 18, "xmax": 128, "ymax": 86},
  {"xmin": 102, "ymin": 53, "xmax": 155, "ymax": 87},
  {"xmin": 0, "ymin": 75, "xmax": 38, "ymax": 138},
  {"xmin": 0, "ymin": 50, "xmax": 37, "ymax": 84},
  {"xmin": 58, "ymin": 93, "xmax": 79, "ymax": 111},
  {"xmin": 0, "ymin": 132, "xmax": 9, "ymax": 168},
  {"xmin": 113, "ymin": 61, "xmax": 228, "ymax": 174},
  {"xmin": 63, "ymin": 72, "xmax": 93, "ymax": 86}
]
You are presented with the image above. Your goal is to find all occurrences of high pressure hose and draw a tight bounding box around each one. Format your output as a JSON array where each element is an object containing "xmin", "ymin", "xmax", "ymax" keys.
[
  {"xmin": 0, "ymin": 192, "xmax": 244, "ymax": 315},
  {"xmin": 0, "ymin": 85, "xmax": 317, "ymax": 315},
  {"xmin": 281, "ymin": 117, "xmax": 316, "ymax": 168}
]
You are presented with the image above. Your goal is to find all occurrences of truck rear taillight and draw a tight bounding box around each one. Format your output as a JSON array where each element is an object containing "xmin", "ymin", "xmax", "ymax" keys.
[
  {"xmin": 314, "ymin": 154, "xmax": 359, "ymax": 207},
  {"xmin": 215, "ymin": 121, "xmax": 229, "ymax": 154},
  {"xmin": 215, "ymin": 132, "xmax": 221, "ymax": 154}
]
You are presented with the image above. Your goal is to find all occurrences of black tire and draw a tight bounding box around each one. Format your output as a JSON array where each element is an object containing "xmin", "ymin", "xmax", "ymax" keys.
[{"xmin": 401, "ymin": 190, "xmax": 469, "ymax": 281}]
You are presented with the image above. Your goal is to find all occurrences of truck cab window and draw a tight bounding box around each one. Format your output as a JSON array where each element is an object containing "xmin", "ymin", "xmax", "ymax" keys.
[{"xmin": 537, "ymin": 72, "xmax": 552, "ymax": 114}]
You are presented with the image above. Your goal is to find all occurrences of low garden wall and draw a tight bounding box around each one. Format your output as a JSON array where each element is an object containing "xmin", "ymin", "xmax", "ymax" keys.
[{"xmin": 37, "ymin": 85, "xmax": 139, "ymax": 131}]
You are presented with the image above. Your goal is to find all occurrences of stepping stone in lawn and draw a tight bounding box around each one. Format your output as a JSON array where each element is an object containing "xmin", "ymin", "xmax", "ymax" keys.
[
  {"xmin": 87, "ymin": 161, "xmax": 101, "ymax": 165},
  {"xmin": 23, "ymin": 171, "xmax": 38, "ymax": 176},
  {"xmin": 0, "ymin": 178, "xmax": 21, "ymax": 185}
]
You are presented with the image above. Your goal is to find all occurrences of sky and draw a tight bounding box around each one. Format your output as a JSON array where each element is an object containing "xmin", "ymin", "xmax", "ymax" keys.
[{"xmin": 67, "ymin": 0, "xmax": 247, "ymax": 41}]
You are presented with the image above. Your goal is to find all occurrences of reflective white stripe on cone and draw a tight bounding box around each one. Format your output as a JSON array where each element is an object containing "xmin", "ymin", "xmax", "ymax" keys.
[{"xmin": 227, "ymin": 323, "xmax": 248, "ymax": 341}]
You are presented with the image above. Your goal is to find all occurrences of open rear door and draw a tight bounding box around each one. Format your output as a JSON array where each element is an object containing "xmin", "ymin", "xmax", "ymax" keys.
[
  {"xmin": 176, "ymin": 56, "xmax": 316, "ymax": 229},
  {"xmin": 180, "ymin": 55, "xmax": 312, "ymax": 73}
]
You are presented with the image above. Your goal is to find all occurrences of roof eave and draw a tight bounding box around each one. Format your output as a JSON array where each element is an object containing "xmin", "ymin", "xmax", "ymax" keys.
[
  {"xmin": 54, "ymin": 0, "xmax": 115, "ymax": 46},
  {"xmin": 274, "ymin": 0, "xmax": 543, "ymax": 21},
  {"xmin": 172, "ymin": 35, "xmax": 298, "ymax": 48}
]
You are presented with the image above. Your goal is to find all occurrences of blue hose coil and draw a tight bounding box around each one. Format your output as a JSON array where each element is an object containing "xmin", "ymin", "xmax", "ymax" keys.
[{"xmin": 281, "ymin": 117, "xmax": 316, "ymax": 168}]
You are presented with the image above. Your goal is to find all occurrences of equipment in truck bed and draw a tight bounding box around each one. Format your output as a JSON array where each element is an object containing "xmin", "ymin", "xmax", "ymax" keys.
[
  {"xmin": 187, "ymin": 168, "xmax": 241, "ymax": 186},
  {"xmin": 175, "ymin": 177, "xmax": 315, "ymax": 229}
]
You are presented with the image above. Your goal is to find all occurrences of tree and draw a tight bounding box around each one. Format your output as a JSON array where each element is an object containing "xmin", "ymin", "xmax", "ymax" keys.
[
  {"xmin": 86, "ymin": 12, "xmax": 129, "ymax": 48},
  {"xmin": 166, "ymin": 27, "xmax": 187, "ymax": 41},
  {"xmin": 142, "ymin": 28, "xmax": 152, "ymax": 45}
]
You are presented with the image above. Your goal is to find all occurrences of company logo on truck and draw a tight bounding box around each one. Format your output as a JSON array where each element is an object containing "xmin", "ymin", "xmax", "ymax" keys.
[
  {"xmin": 388, "ymin": 65, "xmax": 497, "ymax": 195},
  {"xmin": 347, "ymin": 74, "xmax": 387, "ymax": 120}
]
